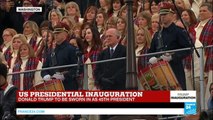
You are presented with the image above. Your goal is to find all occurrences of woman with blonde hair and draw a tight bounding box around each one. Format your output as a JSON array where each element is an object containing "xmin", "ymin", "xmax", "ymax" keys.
[
  {"xmin": 8, "ymin": 34, "xmax": 28, "ymax": 69},
  {"xmin": 135, "ymin": 27, "xmax": 152, "ymax": 90},
  {"xmin": 48, "ymin": 9, "xmax": 63, "ymax": 27},
  {"xmin": 118, "ymin": 4, "xmax": 127, "ymax": 18},
  {"xmin": 135, "ymin": 27, "xmax": 151, "ymax": 74},
  {"xmin": 6, "ymin": 34, "xmax": 28, "ymax": 83},
  {"xmin": 11, "ymin": 43, "xmax": 43, "ymax": 90},
  {"xmin": 175, "ymin": 0, "xmax": 187, "ymax": 10},
  {"xmin": 151, "ymin": 13, "xmax": 160, "ymax": 37},
  {"xmin": 96, "ymin": 10, "xmax": 108, "ymax": 35},
  {"xmin": 64, "ymin": 1, "xmax": 82, "ymax": 23},
  {"xmin": 23, "ymin": 21, "xmax": 42, "ymax": 54},
  {"xmin": 1, "ymin": 28, "xmax": 17, "ymax": 64}
]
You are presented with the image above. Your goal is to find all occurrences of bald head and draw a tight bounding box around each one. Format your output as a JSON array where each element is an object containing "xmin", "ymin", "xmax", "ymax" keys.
[{"xmin": 105, "ymin": 28, "xmax": 121, "ymax": 48}]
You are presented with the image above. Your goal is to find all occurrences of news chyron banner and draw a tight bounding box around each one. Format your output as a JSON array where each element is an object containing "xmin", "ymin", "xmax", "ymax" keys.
[{"xmin": 16, "ymin": 91, "xmax": 196, "ymax": 115}]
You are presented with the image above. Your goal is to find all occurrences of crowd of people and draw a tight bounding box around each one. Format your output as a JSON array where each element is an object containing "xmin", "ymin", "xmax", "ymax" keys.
[{"xmin": 0, "ymin": 0, "xmax": 212, "ymax": 120}]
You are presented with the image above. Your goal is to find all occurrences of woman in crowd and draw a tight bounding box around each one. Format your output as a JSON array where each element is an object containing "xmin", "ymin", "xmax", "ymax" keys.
[
  {"xmin": 116, "ymin": 17, "xmax": 127, "ymax": 46},
  {"xmin": 48, "ymin": 9, "xmax": 63, "ymax": 28},
  {"xmin": 181, "ymin": 9, "xmax": 197, "ymax": 36},
  {"xmin": 118, "ymin": 5, "xmax": 127, "ymax": 19},
  {"xmin": 151, "ymin": 13, "xmax": 160, "ymax": 37},
  {"xmin": 99, "ymin": 0, "xmax": 111, "ymax": 15},
  {"xmin": 53, "ymin": 0, "xmax": 65, "ymax": 14},
  {"xmin": 175, "ymin": 0, "xmax": 187, "ymax": 10},
  {"xmin": 82, "ymin": 6, "xmax": 98, "ymax": 26},
  {"xmin": 23, "ymin": 21, "xmax": 42, "ymax": 53},
  {"xmin": 61, "ymin": 16, "xmax": 74, "ymax": 37},
  {"xmin": 64, "ymin": 1, "xmax": 82, "ymax": 23},
  {"xmin": 135, "ymin": 27, "xmax": 151, "ymax": 72},
  {"xmin": 72, "ymin": 23, "xmax": 82, "ymax": 38},
  {"xmin": 173, "ymin": 7, "xmax": 185, "ymax": 28},
  {"xmin": 105, "ymin": 16, "xmax": 117, "ymax": 30},
  {"xmin": 119, "ymin": 5, "xmax": 138, "ymax": 20},
  {"xmin": 181, "ymin": 9, "xmax": 197, "ymax": 90},
  {"xmin": 1, "ymin": 28, "xmax": 17, "ymax": 65},
  {"xmin": 135, "ymin": 27, "xmax": 152, "ymax": 90},
  {"xmin": 95, "ymin": 10, "xmax": 108, "ymax": 35},
  {"xmin": 8, "ymin": 34, "xmax": 28, "ymax": 70},
  {"xmin": 11, "ymin": 43, "xmax": 43, "ymax": 90},
  {"xmin": 36, "ymin": 30, "xmax": 55, "ymax": 63},
  {"xmin": 149, "ymin": 0, "xmax": 161, "ymax": 14},
  {"xmin": 39, "ymin": 20, "xmax": 52, "ymax": 35},
  {"xmin": 83, "ymin": 25, "xmax": 102, "ymax": 90},
  {"xmin": 80, "ymin": 22, "xmax": 92, "ymax": 40},
  {"xmin": 101, "ymin": 16, "xmax": 118, "ymax": 49},
  {"xmin": 136, "ymin": 11, "xmax": 152, "ymax": 34},
  {"xmin": 138, "ymin": 0, "xmax": 151, "ymax": 14},
  {"xmin": 108, "ymin": 0, "xmax": 124, "ymax": 17}
]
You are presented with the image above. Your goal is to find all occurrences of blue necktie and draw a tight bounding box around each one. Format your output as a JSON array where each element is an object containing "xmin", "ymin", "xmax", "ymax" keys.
[{"xmin": 110, "ymin": 48, "xmax": 114, "ymax": 58}]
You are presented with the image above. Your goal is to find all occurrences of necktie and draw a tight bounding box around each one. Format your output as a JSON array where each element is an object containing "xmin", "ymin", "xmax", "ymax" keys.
[{"xmin": 110, "ymin": 48, "xmax": 114, "ymax": 58}]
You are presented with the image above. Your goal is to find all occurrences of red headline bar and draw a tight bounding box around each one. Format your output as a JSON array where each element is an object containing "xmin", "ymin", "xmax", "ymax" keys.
[{"xmin": 16, "ymin": 91, "xmax": 170, "ymax": 103}]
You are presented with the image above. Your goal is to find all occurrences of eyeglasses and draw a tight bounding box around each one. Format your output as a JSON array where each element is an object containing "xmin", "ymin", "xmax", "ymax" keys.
[{"xmin": 2, "ymin": 34, "xmax": 12, "ymax": 37}]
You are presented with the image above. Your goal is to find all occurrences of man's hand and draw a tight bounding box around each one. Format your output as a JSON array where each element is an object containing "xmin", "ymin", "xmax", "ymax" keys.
[
  {"xmin": 160, "ymin": 53, "xmax": 172, "ymax": 62},
  {"xmin": 52, "ymin": 73, "xmax": 65, "ymax": 80},
  {"xmin": 43, "ymin": 74, "xmax": 52, "ymax": 81},
  {"xmin": 149, "ymin": 57, "xmax": 158, "ymax": 64}
]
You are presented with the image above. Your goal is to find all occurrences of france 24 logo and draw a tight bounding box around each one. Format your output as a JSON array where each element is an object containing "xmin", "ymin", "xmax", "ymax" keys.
[{"xmin": 184, "ymin": 102, "xmax": 196, "ymax": 115}]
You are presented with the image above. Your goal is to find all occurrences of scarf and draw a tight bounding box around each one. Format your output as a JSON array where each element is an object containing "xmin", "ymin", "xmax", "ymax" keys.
[
  {"xmin": 12, "ymin": 57, "xmax": 39, "ymax": 90},
  {"xmin": 29, "ymin": 35, "xmax": 39, "ymax": 52}
]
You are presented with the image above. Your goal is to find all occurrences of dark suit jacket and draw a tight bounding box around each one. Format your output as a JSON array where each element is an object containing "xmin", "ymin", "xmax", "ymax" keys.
[
  {"xmin": 94, "ymin": 44, "xmax": 126, "ymax": 90},
  {"xmin": 41, "ymin": 40, "xmax": 78, "ymax": 90}
]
